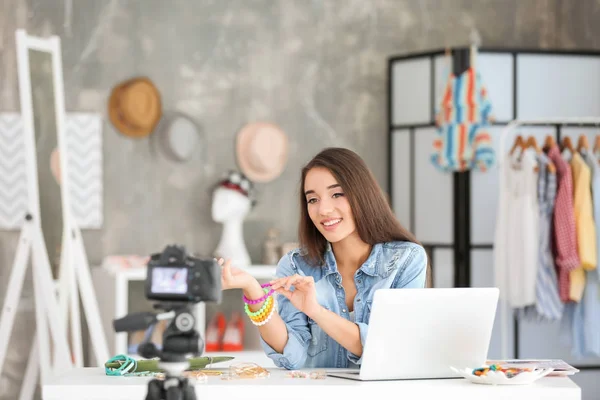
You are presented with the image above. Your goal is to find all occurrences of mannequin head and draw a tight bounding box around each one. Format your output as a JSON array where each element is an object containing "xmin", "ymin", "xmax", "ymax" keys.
[{"xmin": 211, "ymin": 171, "xmax": 253, "ymax": 223}]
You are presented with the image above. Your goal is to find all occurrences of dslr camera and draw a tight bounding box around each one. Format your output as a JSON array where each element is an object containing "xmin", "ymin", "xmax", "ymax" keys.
[
  {"xmin": 145, "ymin": 244, "xmax": 222, "ymax": 303},
  {"xmin": 113, "ymin": 245, "xmax": 221, "ymax": 400}
]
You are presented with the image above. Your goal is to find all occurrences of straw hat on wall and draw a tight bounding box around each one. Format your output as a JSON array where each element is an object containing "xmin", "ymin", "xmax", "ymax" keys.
[
  {"xmin": 235, "ymin": 122, "xmax": 288, "ymax": 183},
  {"xmin": 108, "ymin": 77, "xmax": 162, "ymax": 138}
]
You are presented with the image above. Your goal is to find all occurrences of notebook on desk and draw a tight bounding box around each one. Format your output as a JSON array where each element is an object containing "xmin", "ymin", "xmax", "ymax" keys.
[{"xmin": 327, "ymin": 287, "xmax": 499, "ymax": 381}]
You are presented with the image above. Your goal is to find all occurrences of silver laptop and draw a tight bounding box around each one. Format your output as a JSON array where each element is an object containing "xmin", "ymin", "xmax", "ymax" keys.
[{"xmin": 328, "ymin": 287, "xmax": 499, "ymax": 381}]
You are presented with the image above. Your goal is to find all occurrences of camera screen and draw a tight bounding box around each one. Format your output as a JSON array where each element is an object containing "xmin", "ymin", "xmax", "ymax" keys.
[{"xmin": 151, "ymin": 267, "xmax": 188, "ymax": 294}]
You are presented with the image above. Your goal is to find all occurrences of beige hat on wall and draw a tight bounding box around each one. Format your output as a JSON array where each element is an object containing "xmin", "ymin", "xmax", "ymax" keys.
[
  {"xmin": 108, "ymin": 77, "xmax": 162, "ymax": 138},
  {"xmin": 235, "ymin": 122, "xmax": 288, "ymax": 183}
]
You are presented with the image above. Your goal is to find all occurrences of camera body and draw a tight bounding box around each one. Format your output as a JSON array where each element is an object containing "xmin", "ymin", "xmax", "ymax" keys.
[{"xmin": 145, "ymin": 245, "xmax": 222, "ymax": 304}]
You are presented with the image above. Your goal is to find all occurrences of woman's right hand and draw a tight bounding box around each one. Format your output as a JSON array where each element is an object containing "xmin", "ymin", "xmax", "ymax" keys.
[{"xmin": 218, "ymin": 258, "xmax": 258, "ymax": 291}]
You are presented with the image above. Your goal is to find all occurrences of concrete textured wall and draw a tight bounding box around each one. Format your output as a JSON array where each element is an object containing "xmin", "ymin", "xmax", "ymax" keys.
[{"xmin": 2, "ymin": 0, "xmax": 600, "ymax": 398}]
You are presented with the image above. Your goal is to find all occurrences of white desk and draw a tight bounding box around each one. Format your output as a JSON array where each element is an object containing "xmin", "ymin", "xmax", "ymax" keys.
[{"xmin": 43, "ymin": 368, "xmax": 580, "ymax": 400}]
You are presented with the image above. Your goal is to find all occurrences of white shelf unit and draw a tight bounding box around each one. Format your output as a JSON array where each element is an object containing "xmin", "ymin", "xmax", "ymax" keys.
[{"xmin": 90, "ymin": 264, "xmax": 276, "ymax": 366}]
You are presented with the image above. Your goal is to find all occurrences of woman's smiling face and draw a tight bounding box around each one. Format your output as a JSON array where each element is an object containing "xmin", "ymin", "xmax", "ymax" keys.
[{"xmin": 304, "ymin": 167, "xmax": 357, "ymax": 243}]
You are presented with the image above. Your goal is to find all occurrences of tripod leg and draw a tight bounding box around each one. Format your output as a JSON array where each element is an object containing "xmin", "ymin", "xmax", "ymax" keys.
[
  {"xmin": 146, "ymin": 379, "xmax": 163, "ymax": 400},
  {"xmin": 166, "ymin": 385, "xmax": 183, "ymax": 400},
  {"xmin": 0, "ymin": 227, "xmax": 31, "ymax": 380},
  {"xmin": 71, "ymin": 228, "xmax": 110, "ymax": 364},
  {"xmin": 183, "ymin": 380, "xmax": 197, "ymax": 400},
  {"xmin": 19, "ymin": 336, "xmax": 39, "ymax": 400}
]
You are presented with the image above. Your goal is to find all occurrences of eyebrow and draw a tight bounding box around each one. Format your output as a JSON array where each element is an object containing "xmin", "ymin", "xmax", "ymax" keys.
[{"xmin": 304, "ymin": 183, "xmax": 341, "ymax": 196}]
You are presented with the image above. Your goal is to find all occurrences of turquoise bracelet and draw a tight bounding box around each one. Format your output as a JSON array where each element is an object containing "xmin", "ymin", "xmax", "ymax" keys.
[{"xmin": 105, "ymin": 354, "xmax": 137, "ymax": 376}]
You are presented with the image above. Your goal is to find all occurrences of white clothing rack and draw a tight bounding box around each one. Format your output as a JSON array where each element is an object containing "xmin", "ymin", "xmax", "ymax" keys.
[{"xmin": 497, "ymin": 117, "xmax": 600, "ymax": 360}]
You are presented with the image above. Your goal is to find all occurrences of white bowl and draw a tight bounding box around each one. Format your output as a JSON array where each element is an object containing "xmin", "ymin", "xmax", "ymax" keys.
[{"xmin": 450, "ymin": 366, "xmax": 554, "ymax": 385}]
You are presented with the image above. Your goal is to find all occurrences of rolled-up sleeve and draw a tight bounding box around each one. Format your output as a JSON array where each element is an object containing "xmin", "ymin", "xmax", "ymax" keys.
[
  {"xmin": 347, "ymin": 321, "xmax": 369, "ymax": 365},
  {"xmin": 259, "ymin": 254, "xmax": 310, "ymax": 370},
  {"xmin": 347, "ymin": 244, "xmax": 428, "ymax": 365}
]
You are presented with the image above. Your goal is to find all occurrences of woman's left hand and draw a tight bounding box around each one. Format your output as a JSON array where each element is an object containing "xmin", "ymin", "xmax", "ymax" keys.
[{"xmin": 270, "ymin": 274, "xmax": 322, "ymax": 318}]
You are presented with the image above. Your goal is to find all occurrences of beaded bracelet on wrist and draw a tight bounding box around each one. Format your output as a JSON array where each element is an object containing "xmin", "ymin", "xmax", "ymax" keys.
[{"xmin": 243, "ymin": 283, "xmax": 274, "ymax": 305}]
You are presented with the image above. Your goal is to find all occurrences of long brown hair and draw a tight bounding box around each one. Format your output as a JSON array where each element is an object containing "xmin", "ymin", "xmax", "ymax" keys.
[{"xmin": 298, "ymin": 147, "xmax": 432, "ymax": 288}]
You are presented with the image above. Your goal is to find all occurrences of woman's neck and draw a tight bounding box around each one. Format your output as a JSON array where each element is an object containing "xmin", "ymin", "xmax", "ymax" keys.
[{"xmin": 331, "ymin": 233, "xmax": 372, "ymax": 273}]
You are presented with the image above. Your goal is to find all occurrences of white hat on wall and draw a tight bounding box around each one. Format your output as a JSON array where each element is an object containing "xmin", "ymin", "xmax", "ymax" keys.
[{"xmin": 235, "ymin": 122, "xmax": 288, "ymax": 183}]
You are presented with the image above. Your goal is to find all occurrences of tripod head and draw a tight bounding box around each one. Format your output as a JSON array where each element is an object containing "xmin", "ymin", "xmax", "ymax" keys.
[
  {"xmin": 113, "ymin": 302, "xmax": 203, "ymax": 399},
  {"xmin": 121, "ymin": 303, "xmax": 203, "ymax": 359}
]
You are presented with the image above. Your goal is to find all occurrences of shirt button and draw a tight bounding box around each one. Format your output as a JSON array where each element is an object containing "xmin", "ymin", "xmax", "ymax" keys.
[
  {"xmin": 357, "ymin": 279, "xmax": 362, "ymax": 283},
  {"xmin": 342, "ymin": 309, "xmax": 347, "ymax": 313},
  {"xmin": 357, "ymin": 298, "xmax": 361, "ymax": 302}
]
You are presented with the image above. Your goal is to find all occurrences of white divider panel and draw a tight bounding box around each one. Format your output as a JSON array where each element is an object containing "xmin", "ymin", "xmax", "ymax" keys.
[
  {"xmin": 434, "ymin": 52, "xmax": 514, "ymax": 122},
  {"xmin": 517, "ymin": 54, "xmax": 600, "ymax": 119},
  {"xmin": 432, "ymin": 248, "xmax": 453, "ymax": 288},
  {"xmin": 413, "ymin": 127, "xmax": 453, "ymax": 243},
  {"xmin": 476, "ymin": 53, "xmax": 514, "ymax": 122},
  {"xmin": 391, "ymin": 57, "xmax": 431, "ymax": 125},
  {"xmin": 471, "ymin": 249, "xmax": 515, "ymax": 360},
  {"xmin": 470, "ymin": 126, "xmax": 503, "ymax": 245},
  {"xmin": 470, "ymin": 125, "xmax": 556, "ymax": 245},
  {"xmin": 391, "ymin": 129, "xmax": 412, "ymax": 231},
  {"xmin": 433, "ymin": 54, "xmax": 447, "ymax": 109}
]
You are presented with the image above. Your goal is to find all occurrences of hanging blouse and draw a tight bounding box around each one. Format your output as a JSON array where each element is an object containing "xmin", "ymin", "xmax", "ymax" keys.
[
  {"xmin": 581, "ymin": 149, "xmax": 600, "ymax": 277},
  {"xmin": 430, "ymin": 46, "xmax": 495, "ymax": 172},
  {"xmin": 568, "ymin": 153, "xmax": 596, "ymax": 302},
  {"xmin": 494, "ymin": 150, "xmax": 539, "ymax": 308},
  {"xmin": 546, "ymin": 145, "xmax": 580, "ymax": 302},
  {"xmin": 523, "ymin": 153, "xmax": 563, "ymax": 320}
]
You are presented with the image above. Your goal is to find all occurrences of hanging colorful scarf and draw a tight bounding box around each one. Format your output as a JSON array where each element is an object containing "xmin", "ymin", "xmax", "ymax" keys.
[{"xmin": 431, "ymin": 46, "xmax": 495, "ymax": 172}]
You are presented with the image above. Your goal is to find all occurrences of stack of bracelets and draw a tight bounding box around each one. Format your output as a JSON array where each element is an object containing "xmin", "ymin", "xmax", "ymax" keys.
[{"xmin": 243, "ymin": 283, "xmax": 276, "ymax": 326}]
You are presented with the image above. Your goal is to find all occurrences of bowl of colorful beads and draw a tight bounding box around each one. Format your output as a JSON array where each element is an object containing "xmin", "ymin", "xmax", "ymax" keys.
[{"xmin": 450, "ymin": 364, "xmax": 554, "ymax": 385}]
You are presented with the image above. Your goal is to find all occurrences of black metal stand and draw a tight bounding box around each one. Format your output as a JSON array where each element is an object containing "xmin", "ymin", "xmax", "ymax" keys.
[{"xmin": 451, "ymin": 49, "xmax": 472, "ymax": 288}]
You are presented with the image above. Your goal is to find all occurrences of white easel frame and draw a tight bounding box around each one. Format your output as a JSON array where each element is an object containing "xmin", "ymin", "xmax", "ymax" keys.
[
  {"xmin": 497, "ymin": 116, "xmax": 600, "ymax": 360},
  {"xmin": 0, "ymin": 29, "xmax": 109, "ymax": 399}
]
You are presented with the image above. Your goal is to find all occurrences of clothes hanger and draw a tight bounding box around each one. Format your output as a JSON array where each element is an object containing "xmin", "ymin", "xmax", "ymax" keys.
[
  {"xmin": 526, "ymin": 136, "xmax": 539, "ymax": 152},
  {"xmin": 561, "ymin": 136, "xmax": 576, "ymax": 154},
  {"xmin": 594, "ymin": 134, "xmax": 600, "ymax": 153},
  {"xmin": 527, "ymin": 136, "xmax": 556, "ymax": 173},
  {"xmin": 543, "ymin": 134, "xmax": 555, "ymax": 151},
  {"xmin": 577, "ymin": 135, "xmax": 589, "ymax": 152},
  {"xmin": 509, "ymin": 135, "xmax": 526, "ymax": 155}
]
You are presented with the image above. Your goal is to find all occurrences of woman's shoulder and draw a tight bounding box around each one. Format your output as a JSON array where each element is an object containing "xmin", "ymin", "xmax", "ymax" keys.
[
  {"xmin": 380, "ymin": 240, "xmax": 426, "ymax": 255},
  {"xmin": 274, "ymin": 247, "xmax": 313, "ymax": 276},
  {"xmin": 378, "ymin": 241, "xmax": 428, "ymax": 287},
  {"xmin": 379, "ymin": 241, "xmax": 427, "ymax": 270}
]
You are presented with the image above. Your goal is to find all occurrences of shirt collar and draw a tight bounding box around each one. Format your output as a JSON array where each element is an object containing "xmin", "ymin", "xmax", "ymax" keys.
[{"xmin": 322, "ymin": 242, "xmax": 384, "ymax": 277}]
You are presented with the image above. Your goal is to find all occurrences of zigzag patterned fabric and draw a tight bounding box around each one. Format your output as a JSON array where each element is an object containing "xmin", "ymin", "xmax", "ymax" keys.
[
  {"xmin": 0, "ymin": 113, "xmax": 103, "ymax": 230},
  {"xmin": 0, "ymin": 114, "xmax": 27, "ymax": 228},
  {"xmin": 431, "ymin": 61, "xmax": 495, "ymax": 173},
  {"xmin": 64, "ymin": 113, "xmax": 104, "ymax": 228}
]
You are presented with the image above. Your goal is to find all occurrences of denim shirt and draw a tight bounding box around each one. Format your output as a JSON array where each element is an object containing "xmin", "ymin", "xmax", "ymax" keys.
[{"xmin": 259, "ymin": 241, "xmax": 428, "ymax": 370}]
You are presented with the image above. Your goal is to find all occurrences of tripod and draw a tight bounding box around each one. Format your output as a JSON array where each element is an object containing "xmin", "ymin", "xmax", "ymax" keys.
[
  {"xmin": 146, "ymin": 362, "xmax": 197, "ymax": 400},
  {"xmin": 114, "ymin": 304, "xmax": 205, "ymax": 400}
]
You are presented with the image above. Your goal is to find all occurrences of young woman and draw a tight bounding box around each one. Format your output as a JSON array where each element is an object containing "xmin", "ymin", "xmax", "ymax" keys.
[{"xmin": 219, "ymin": 147, "xmax": 430, "ymax": 369}]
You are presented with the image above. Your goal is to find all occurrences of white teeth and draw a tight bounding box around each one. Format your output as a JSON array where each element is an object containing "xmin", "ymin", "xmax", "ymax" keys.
[{"xmin": 323, "ymin": 219, "xmax": 341, "ymax": 226}]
